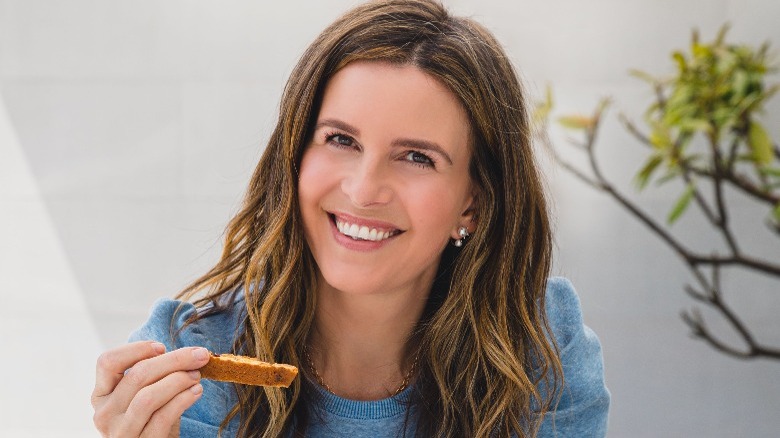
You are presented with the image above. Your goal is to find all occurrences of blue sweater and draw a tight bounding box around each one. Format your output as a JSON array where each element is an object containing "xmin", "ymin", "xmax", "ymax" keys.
[{"xmin": 129, "ymin": 277, "xmax": 610, "ymax": 437}]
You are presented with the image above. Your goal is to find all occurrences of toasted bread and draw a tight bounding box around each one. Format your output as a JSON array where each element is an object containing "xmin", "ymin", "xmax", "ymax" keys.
[{"xmin": 199, "ymin": 353, "xmax": 298, "ymax": 387}]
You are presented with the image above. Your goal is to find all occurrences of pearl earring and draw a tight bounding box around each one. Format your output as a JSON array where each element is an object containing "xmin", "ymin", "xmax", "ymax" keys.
[{"xmin": 453, "ymin": 227, "xmax": 470, "ymax": 247}]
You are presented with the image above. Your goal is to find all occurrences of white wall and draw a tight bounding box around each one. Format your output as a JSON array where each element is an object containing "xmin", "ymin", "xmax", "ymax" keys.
[{"xmin": 1, "ymin": 0, "xmax": 778, "ymax": 436}]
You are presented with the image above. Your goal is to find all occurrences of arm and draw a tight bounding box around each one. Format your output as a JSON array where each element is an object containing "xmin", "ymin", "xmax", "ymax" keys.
[{"xmin": 536, "ymin": 277, "xmax": 611, "ymax": 438}]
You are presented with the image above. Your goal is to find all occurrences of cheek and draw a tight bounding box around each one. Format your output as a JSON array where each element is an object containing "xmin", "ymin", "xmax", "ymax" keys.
[
  {"xmin": 298, "ymin": 154, "xmax": 315, "ymax": 205},
  {"xmin": 298, "ymin": 151, "xmax": 329, "ymax": 238},
  {"xmin": 299, "ymin": 149, "xmax": 334, "ymax": 206},
  {"xmin": 405, "ymin": 181, "xmax": 464, "ymax": 235}
]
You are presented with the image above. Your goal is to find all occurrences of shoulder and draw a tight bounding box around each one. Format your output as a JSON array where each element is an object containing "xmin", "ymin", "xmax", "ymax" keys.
[
  {"xmin": 544, "ymin": 277, "xmax": 586, "ymax": 348},
  {"xmin": 537, "ymin": 277, "xmax": 611, "ymax": 437},
  {"xmin": 128, "ymin": 293, "xmax": 246, "ymax": 353}
]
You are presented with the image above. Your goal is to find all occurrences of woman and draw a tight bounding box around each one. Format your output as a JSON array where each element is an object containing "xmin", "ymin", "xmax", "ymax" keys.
[{"xmin": 91, "ymin": 0, "xmax": 610, "ymax": 436}]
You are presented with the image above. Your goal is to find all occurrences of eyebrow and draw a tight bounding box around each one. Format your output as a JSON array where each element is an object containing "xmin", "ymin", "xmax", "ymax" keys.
[
  {"xmin": 314, "ymin": 118, "xmax": 360, "ymax": 136},
  {"xmin": 314, "ymin": 118, "xmax": 454, "ymax": 165}
]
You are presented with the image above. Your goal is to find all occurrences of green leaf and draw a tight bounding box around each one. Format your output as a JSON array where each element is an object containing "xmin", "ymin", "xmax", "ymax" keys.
[
  {"xmin": 655, "ymin": 169, "xmax": 681, "ymax": 186},
  {"xmin": 733, "ymin": 70, "xmax": 750, "ymax": 97},
  {"xmin": 715, "ymin": 23, "xmax": 731, "ymax": 46},
  {"xmin": 546, "ymin": 85, "xmax": 554, "ymax": 109},
  {"xmin": 748, "ymin": 121, "xmax": 774, "ymax": 165},
  {"xmin": 668, "ymin": 184, "xmax": 696, "ymax": 224},
  {"xmin": 595, "ymin": 98, "xmax": 611, "ymax": 118},
  {"xmin": 760, "ymin": 167, "xmax": 780, "ymax": 178},
  {"xmin": 649, "ymin": 122, "xmax": 673, "ymax": 150},
  {"xmin": 532, "ymin": 85, "xmax": 554, "ymax": 126},
  {"xmin": 558, "ymin": 115, "xmax": 594, "ymax": 131},
  {"xmin": 635, "ymin": 155, "xmax": 664, "ymax": 190},
  {"xmin": 673, "ymin": 51, "xmax": 688, "ymax": 73},
  {"xmin": 677, "ymin": 118, "xmax": 712, "ymax": 134},
  {"xmin": 734, "ymin": 92, "xmax": 763, "ymax": 117},
  {"xmin": 629, "ymin": 69, "xmax": 658, "ymax": 84}
]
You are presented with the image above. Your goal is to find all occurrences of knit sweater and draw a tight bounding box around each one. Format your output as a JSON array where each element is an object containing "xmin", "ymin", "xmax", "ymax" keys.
[{"xmin": 129, "ymin": 277, "xmax": 610, "ymax": 437}]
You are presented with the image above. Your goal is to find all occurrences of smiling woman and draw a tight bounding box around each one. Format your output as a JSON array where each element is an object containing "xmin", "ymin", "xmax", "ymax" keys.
[{"xmin": 91, "ymin": 1, "xmax": 609, "ymax": 437}]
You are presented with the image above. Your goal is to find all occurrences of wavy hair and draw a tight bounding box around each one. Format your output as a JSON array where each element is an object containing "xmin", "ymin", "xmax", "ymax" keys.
[{"xmin": 177, "ymin": 1, "xmax": 563, "ymax": 436}]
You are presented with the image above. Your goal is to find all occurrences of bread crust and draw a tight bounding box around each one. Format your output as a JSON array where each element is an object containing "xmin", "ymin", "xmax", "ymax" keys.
[{"xmin": 199, "ymin": 353, "xmax": 298, "ymax": 387}]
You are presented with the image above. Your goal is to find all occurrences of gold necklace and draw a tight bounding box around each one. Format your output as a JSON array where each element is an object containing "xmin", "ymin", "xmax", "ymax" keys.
[{"xmin": 303, "ymin": 345, "xmax": 419, "ymax": 396}]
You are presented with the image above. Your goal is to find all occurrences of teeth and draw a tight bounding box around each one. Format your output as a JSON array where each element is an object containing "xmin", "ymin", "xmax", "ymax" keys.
[{"xmin": 334, "ymin": 218, "xmax": 397, "ymax": 242}]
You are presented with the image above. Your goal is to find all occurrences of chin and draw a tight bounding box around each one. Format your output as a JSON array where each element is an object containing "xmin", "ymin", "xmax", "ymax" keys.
[{"xmin": 321, "ymin": 272, "xmax": 381, "ymax": 296}]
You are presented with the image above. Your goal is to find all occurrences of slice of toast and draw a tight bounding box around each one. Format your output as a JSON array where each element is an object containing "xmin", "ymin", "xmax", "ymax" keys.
[{"xmin": 199, "ymin": 353, "xmax": 298, "ymax": 387}]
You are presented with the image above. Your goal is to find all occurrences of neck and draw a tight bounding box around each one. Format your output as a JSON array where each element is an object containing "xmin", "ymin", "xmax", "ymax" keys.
[{"xmin": 308, "ymin": 277, "xmax": 429, "ymax": 400}]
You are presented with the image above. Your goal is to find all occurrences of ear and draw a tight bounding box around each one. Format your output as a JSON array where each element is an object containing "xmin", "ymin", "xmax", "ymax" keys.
[{"xmin": 451, "ymin": 191, "xmax": 478, "ymax": 240}]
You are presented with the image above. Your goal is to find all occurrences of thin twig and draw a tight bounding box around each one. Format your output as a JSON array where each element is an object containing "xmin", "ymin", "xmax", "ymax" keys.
[
  {"xmin": 681, "ymin": 262, "xmax": 780, "ymax": 360},
  {"xmin": 619, "ymin": 115, "xmax": 654, "ymax": 148},
  {"xmin": 708, "ymin": 138, "xmax": 741, "ymax": 255},
  {"xmin": 688, "ymin": 167, "xmax": 780, "ymax": 205},
  {"xmin": 727, "ymin": 136, "xmax": 741, "ymax": 169},
  {"xmin": 680, "ymin": 309, "xmax": 759, "ymax": 358},
  {"xmin": 679, "ymin": 163, "xmax": 719, "ymax": 225}
]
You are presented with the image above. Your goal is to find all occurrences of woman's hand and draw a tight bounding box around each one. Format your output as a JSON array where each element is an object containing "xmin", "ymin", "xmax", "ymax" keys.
[{"xmin": 91, "ymin": 341, "xmax": 211, "ymax": 437}]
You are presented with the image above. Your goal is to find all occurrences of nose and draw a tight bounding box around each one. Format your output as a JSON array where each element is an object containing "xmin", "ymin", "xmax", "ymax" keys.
[{"xmin": 340, "ymin": 156, "xmax": 393, "ymax": 207}]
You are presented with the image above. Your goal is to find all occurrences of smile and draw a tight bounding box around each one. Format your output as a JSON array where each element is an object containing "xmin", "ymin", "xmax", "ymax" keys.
[{"xmin": 332, "ymin": 215, "xmax": 401, "ymax": 242}]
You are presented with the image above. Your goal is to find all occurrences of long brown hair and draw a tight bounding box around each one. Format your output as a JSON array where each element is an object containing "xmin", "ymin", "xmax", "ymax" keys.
[{"xmin": 177, "ymin": 1, "xmax": 562, "ymax": 436}]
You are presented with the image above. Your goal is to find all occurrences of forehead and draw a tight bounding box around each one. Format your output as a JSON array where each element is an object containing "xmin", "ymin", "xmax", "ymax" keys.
[{"xmin": 317, "ymin": 61, "xmax": 471, "ymax": 152}]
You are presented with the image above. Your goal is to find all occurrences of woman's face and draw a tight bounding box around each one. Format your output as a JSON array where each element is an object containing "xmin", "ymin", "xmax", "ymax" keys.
[{"xmin": 298, "ymin": 61, "xmax": 475, "ymax": 297}]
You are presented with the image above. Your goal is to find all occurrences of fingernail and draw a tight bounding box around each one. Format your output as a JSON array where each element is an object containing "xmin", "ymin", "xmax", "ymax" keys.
[
  {"xmin": 151, "ymin": 342, "xmax": 166, "ymax": 354},
  {"xmin": 190, "ymin": 383, "xmax": 203, "ymax": 395},
  {"xmin": 192, "ymin": 347, "xmax": 209, "ymax": 361},
  {"xmin": 188, "ymin": 370, "xmax": 200, "ymax": 380}
]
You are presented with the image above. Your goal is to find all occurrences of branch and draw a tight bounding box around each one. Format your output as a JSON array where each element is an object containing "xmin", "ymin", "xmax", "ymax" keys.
[
  {"xmin": 621, "ymin": 116, "xmax": 742, "ymax": 253},
  {"xmin": 679, "ymin": 160, "xmax": 720, "ymax": 229},
  {"xmin": 619, "ymin": 114, "xmax": 653, "ymax": 148},
  {"xmin": 687, "ymin": 254, "xmax": 780, "ymax": 276},
  {"xmin": 727, "ymin": 136, "xmax": 741, "ymax": 169},
  {"xmin": 682, "ymin": 263, "xmax": 780, "ymax": 360},
  {"xmin": 681, "ymin": 301, "xmax": 780, "ymax": 359},
  {"xmin": 707, "ymin": 136, "xmax": 741, "ymax": 254},
  {"xmin": 620, "ymin": 115, "xmax": 779, "ymax": 207},
  {"xmin": 546, "ymin": 113, "xmax": 780, "ymax": 360},
  {"xmin": 620, "ymin": 115, "xmax": 722, "ymax": 229},
  {"xmin": 689, "ymin": 166, "xmax": 780, "ymax": 205},
  {"xmin": 544, "ymin": 122, "xmax": 780, "ymax": 277},
  {"xmin": 688, "ymin": 264, "xmax": 756, "ymax": 349}
]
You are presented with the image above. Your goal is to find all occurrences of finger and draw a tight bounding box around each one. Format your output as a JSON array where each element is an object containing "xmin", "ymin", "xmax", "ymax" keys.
[
  {"xmin": 114, "ymin": 370, "xmax": 202, "ymax": 438},
  {"xmin": 94, "ymin": 341, "xmax": 166, "ymax": 400},
  {"xmin": 140, "ymin": 383, "xmax": 203, "ymax": 438},
  {"xmin": 106, "ymin": 347, "xmax": 210, "ymax": 417}
]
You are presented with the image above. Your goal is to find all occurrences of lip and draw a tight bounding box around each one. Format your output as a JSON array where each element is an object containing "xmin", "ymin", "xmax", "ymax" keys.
[
  {"xmin": 330, "ymin": 212, "xmax": 402, "ymax": 232},
  {"xmin": 327, "ymin": 211, "xmax": 404, "ymax": 251}
]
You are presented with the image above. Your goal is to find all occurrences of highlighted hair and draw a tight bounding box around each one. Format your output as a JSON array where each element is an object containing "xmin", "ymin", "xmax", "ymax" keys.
[{"xmin": 178, "ymin": 1, "xmax": 562, "ymax": 436}]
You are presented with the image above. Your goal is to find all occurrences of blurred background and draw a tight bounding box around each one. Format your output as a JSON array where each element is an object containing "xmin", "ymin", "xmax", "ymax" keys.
[{"xmin": 1, "ymin": 0, "xmax": 778, "ymax": 436}]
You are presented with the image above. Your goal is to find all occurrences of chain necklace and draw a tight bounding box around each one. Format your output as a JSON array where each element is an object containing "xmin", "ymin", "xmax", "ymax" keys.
[{"xmin": 303, "ymin": 345, "xmax": 419, "ymax": 396}]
